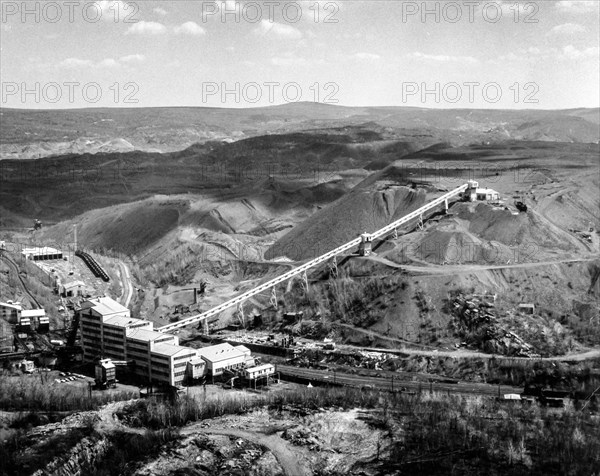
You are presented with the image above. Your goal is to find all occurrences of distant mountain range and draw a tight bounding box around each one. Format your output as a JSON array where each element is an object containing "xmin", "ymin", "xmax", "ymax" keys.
[{"xmin": 1, "ymin": 103, "xmax": 598, "ymax": 160}]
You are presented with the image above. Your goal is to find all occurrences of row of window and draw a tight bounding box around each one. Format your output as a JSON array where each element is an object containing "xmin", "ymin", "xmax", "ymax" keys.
[
  {"xmin": 127, "ymin": 348, "xmax": 148, "ymax": 356},
  {"xmin": 81, "ymin": 322, "xmax": 101, "ymax": 329},
  {"xmin": 126, "ymin": 341, "xmax": 149, "ymax": 350},
  {"xmin": 155, "ymin": 336, "xmax": 176, "ymax": 344},
  {"xmin": 174, "ymin": 353, "xmax": 196, "ymax": 361},
  {"xmin": 83, "ymin": 344, "xmax": 101, "ymax": 351},
  {"xmin": 151, "ymin": 361, "xmax": 170, "ymax": 371},
  {"xmin": 104, "ymin": 342, "xmax": 124, "ymax": 351},
  {"xmin": 82, "ymin": 334, "xmax": 99, "ymax": 341},
  {"xmin": 247, "ymin": 368, "xmax": 273, "ymax": 376},
  {"xmin": 103, "ymin": 335, "xmax": 123, "ymax": 342},
  {"xmin": 152, "ymin": 369, "xmax": 170, "ymax": 377},
  {"xmin": 217, "ymin": 362, "xmax": 243, "ymax": 370},
  {"xmin": 129, "ymin": 322, "xmax": 149, "ymax": 329}
]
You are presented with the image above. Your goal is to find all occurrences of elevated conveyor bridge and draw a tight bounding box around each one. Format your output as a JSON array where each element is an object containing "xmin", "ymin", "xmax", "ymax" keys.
[{"xmin": 158, "ymin": 183, "xmax": 469, "ymax": 333}]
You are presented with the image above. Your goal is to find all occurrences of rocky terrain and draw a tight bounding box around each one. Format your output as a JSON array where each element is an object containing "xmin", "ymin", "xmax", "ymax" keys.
[
  {"xmin": 1, "ymin": 104, "xmax": 598, "ymax": 160},
  {"xmin": 1, "ymin": 104, "xmax": 599, "ymax": 475}
]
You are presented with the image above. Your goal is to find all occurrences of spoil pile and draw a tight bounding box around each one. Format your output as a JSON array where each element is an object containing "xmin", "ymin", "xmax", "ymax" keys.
[
  {"xmin": 267, "ymin": 182, "xmax": 427, "ymax": 261},
  {"xmin": 448, "ymin": 293, "xmax": 538, "ymax": 357}
]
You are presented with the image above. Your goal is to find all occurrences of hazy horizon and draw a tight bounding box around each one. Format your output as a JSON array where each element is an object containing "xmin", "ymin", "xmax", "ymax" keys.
[{"xmin": 2, "ymin": 1, "xmax": 599, "ymax": 110}]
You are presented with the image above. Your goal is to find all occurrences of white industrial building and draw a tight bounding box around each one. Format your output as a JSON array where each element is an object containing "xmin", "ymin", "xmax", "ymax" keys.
[
  {"xmin": 78, "ymin": 296, "xmax": 254, "ymax": 387},
  {"xmin": 463, "ymin": 180, "xmax": 500, "ymax": 202},
  {"xmin": 21, "ymin": 309, "xmax": 46, "ymax": 320},
  {"xmin": 21, "ymin": 247, "xmax": 63, "ymax": 261},
  {"xmin": 196, "ymin": 343, "xmax": 254, "ymax": 377},
  {"xmin": 244, "ymin": 363, "xmax": 275, "ymax": 380},
  {"xmin": 0, "ymin": 301, "xmax": 46, "ymax": 325},
  {"xmin": 61, "ymin": 280, "xmax": 87, "ymax": 297}
]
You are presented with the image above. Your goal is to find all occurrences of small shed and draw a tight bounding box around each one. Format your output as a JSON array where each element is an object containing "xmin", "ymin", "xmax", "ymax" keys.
[
  {"xmin": 518, "ymin": 303, "xmax": 535, "ymax": 315},
  {"xmin": 38, "ymin": 316, "xmax": 50, "ymax": 333},
  {"xmin": 17, "ymin": 317, "xmax": 31, "ymax": 332},
  {"xmin": 186, "ymin": 357, "xmax": 206, "ymax": 380},
  {"xmin": 95, "ymin": 359, "xmax": 116, "ymax": 386},
  {"xmin": 20, "ymin": 360, "xmax": 35, "ymax": 373},
  {"xmin": 244, "ymin": 363, "xmax": 275, "ymax": 380},
  {"xmin": 358, "ymin": 233, "xmax": 373, "ymax": 256},
  {"xmin": 61, "ymin": 281, "xmax": 86, "ymax": 297}
]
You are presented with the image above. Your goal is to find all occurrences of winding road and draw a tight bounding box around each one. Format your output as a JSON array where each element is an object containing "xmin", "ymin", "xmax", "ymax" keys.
[
  {"xmin": 361, "ymin": 254, "xmax": 597, "ymax": 276},
  {"xmin": 117, "ymin": 260, "xmax": 134, "ymax": 308}
]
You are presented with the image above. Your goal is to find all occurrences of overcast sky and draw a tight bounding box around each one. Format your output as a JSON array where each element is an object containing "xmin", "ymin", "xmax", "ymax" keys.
[{"xmin": 1, "ymin": 0, "xmax": 598, "ymax": 109}]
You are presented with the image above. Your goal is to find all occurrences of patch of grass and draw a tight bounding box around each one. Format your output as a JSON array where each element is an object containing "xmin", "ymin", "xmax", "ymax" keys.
[{"xmin": 0, "ymin": 372, "xmax": 138, "ymax": 412}]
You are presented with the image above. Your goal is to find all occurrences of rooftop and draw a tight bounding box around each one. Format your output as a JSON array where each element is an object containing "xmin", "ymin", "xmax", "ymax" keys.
[
  {"xmin": 81, "ymin": 296, "xmax": 130, "ymax": 317},
  {"xmin": 104, "ymin": 315, "xmax": 151, "ymax": 329},
  {"xmin": 63, "ymin": 281, "xmax": 86, "ymax": 289},
  {"xmin": 152, "ymin": 343, "xmax": 197, "ymax": 358},
  {"xmin": 197, "ymin": 343, "xmax": 245, "ymax": 363},
  {"xmin": 127, "ymin": 328, "xmax": 174, "ymax": 342},
  {"xmin": 188, "ymin": 356, "xmax": 205, "ymax": 365},
  {"xmin": 0, "ymin": 301, "xmax": 22, "ymax": 310},
  {"xmin": 21, "ymin": 309, "xmax": 46, "ymax": 318},
  {"xmin": 246, "ymin": 364, "xmax": 274, "ymax": 372},
  {"xmin": 21, "ymin": 247, "xmax": 62, "ymax": 255}
]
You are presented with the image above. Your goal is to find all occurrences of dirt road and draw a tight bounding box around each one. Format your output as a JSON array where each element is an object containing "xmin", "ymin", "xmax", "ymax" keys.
[
  {"xmin": 335, "ymin": 326, "xmax": 600, "ymax": 362},
  {"xmin": 362, "ymin": 254, "xmax": 596, "ymax": 276},
  {"xmin": 181, "ymin": 425, "xmax": 312, "ymax": 476},
  {"xmin": 117, "ymin": 260, "xmax": 134, "ymax": 308}
]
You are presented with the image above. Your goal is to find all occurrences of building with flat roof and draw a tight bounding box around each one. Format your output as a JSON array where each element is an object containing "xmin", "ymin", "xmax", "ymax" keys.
[
  {"xmin": 80, "ymin": 296, "xmax": 130, "ymax": 319},
  {"xmin": 518, "ymin": 303, "xmax": 535, "ymax": 315},
  {"xmin": 79, "ymin": 296, "xmax": 134, "ymax": 361},
  {"xmin": 196, "ymin": 343, "xmax": 252, "ymax": 377},
  {"xmin": 22, "ymin": 247, "xmax": 63, "ymax": 261},
  {"xmin": 463, "ymin": 181, "xmax": 501, "ymax": 202},
  {"xmin": 0, "ymin": 301, "xmax": 22, "ymax": 324},
  {"xmin": 244, "ymin": 363, "xmax": 275, "ymax": 380},
  {"xmin": 61, "ymin": 281, "xmax": 87, "ymax": 297},
  {"xmin": 151, "ymin": 343, "xmax": 199, "ymax": 387},
  {"xmin": 21, "ymin": 309, "xmax": 46, "ymax": 319},
  {"xmin": 0, "ymin": 319, "xmax": 14, "ymax": 352},
  {"xmin": 78, "ymin": 296, "xmax": 250, "ymax": 387},
  {"xmin": 126, "ymin": 328, "xmax": 179, "ymax": 384},
  {"xmin": 1, "ymin": 301, "xmax": 46, "ymax": 326}
]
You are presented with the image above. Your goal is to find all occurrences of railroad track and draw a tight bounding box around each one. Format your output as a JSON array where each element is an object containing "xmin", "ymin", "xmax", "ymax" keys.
[
  {"xmin": 277, "ymin": 365, "xmax": 522, "ymax": 397},
  {"xmin": 0, "ymin": 350, "xmax": 42, "ymax": 361},
  {"xmin": 75, "ymin": 250, "xmax": 110, "ymax": 282},
  {"xmin": 0, "ymin": 252, "xmax": 41, "ymax": 309}
]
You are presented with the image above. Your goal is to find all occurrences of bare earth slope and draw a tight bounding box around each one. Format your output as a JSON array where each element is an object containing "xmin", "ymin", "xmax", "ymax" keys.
[{"xmin": 2, "ymin": 104, "xmax": 598, "ymax": 160}]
